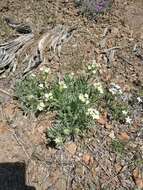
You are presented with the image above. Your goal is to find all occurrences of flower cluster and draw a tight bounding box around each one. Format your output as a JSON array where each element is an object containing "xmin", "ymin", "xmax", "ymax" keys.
[
  {"xmin": 79, "ymin": 93, "xmax": 90, "ymax": 105},
  {"xmin": 87, "ymin": 60, "xmax": 98, "ymax": 74},
  {"xmin": 122, "ymin": 110, "xmax": 128, "ymax": 116},
  {"xmin": 27, "ymin": 95, "xmax": 34, "ymax": 100},
  {"xmin": 94, "ymin": 82, "xmax": 104, "ymax": 94},
  {"xmin": 122, "ymin": 110, "xmax": 132, "ymax": 124},
  {"xmin": 69, "ymin": 72, "xmax": 75, "ymax": 79},
  {"xmin": 37, "ymin": 101, "xmax": 45, "ymax": 111},
  {"xmin": 86, "ymin": 108, "xmax": 100, "ymax": 120},
  {"xmin": 75, "ymin": 0, "xmax": 112, "ymax": 16},
  {"xmin": 59, "ymin": 81, "xmax": 67, "ymax": 91},
  {"xmin": 45, "ymin": 92, "xmax": 53, "ymax": 101},
  {"xmin": 39, "ymin": 83, "xmax": 44, "ymax": 88},
  {"xmin": 95, "ymin": 0, "xmax": 111, "ymax": 13},
  {"xmin": 39, "ymin": 67, "xmax": 50, "ymax": 74}
]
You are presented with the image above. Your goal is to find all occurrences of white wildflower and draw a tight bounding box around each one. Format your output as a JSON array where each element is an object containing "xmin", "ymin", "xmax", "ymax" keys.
[
  {"xmin": 70, "ymin": 72, "xmax": 74, "ymax": 76},
  {"xmin": 86, "ymin": 108, "xmax": 100, "ymax": 120},
  {"xmin": 84, "ymin": 94, "xmax": 90, "ymax": 104},
  {"xmin": 92, "ymin": 70, "xmax": 97, "ymax": 74},
  {"xmin": 125, "ymin": 116, "xmax": 132, "ymax": 124},
  {"xmin": 59, "ymin": 81, "xmax": 67, "ymax": 90},
  {"xmin": 122, "ymin": 110, "xmax": 128, "ymax": 115},
  {"xmin": 84, "ymin": 93, "xmax": 89, "ymax": 99},
  {"xmin": 55, "ymin": 137, "xmax": 63, "ymax": 144},
  {"xmin": 87, "ymin": 65, "xmax": 92, "ymax": 70},
  {"xmin": 45, "ymin": 93, "xmax": 49, "ymax": 99},
  {"xmin": 37, "ymin": 101, "xmax": 45, "ymax": 111},
  {"xmin": 39, "ymin": 67, "xmax": 44, "ymax": 71},
  {"xmin": 85, "ymin": 100, "xmax": 90, "ymax": 105},
  {"xmin": 79, "ymin": 93, "xmax": 90, "ymax": 104},
  {"xmin": 44, "ymin": 68, "xmax": 50, "ymax": 74},
  {"xmin": 91, "ymin": 60, "xmax": 97, "ymax": 68},
  {"xmin": 40, "ymin": 67, "xmax": 50, "ymax": 74},
  {"xmin": 109, "ymin": 130, "xmax": 116, "ymax": 139},
  {"xmin": 94, "ymin": 82, "xmax": 104, "ymax": 94},
  {"xmin": 27, "ymin": 95, "xmax": 34, "ymax": 100},
  {"xmin": 137, "ymin": 97, "xmax": 142, "ymax": 103},
  {"xmin": 49, "ymin": 92, "xmax": 53, "ymax": 98},
  {"xmin": 39, "ymin": 83, "xmax": 44, "ymax": 88},
  {"xmin": 45, "ymin": 92, "xmax": 53, "ymax": 100},
  {"xmin": 87, "ymin": 60, "xmax": 98, "ymax": 74},
  {"xmin": 69, "ymin": 72, "xmax": 75, "ymax": 79},
  {"xmin": 79, "ymin": 94, "xmax": 86, "ymax": 103}
]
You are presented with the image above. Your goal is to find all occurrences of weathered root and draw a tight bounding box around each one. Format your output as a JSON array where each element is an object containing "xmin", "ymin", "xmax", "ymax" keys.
[{"xmin": 0, "ymin": 18, "xmax": 76, "ymax": 75}]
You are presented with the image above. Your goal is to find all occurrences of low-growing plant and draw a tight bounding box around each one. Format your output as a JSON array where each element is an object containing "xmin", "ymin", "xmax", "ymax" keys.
[
  {"xmin": 15, "ymin": 66, "xmax": 104, "ymax": 145},
  {"xmin": 15, "ymin": 63, "xmax": 131, "ymax": 146},
  {"xmin": 75, "ymin": 0, "xmax": 113, "ymax": 19},
  {"xmin": 15, "ymin": 69, "xmax": 50, "ymax": 113},
  {"xmin": 112, "ymin": 139, "xmax": 125, "ymax": 155},
  {"xmin": 103, "ymin": 90, "xmax": 129, "ymax": 122},
  {"xmin": 47, "ymin": 74, "xmax": 104, "ymax": 145}
]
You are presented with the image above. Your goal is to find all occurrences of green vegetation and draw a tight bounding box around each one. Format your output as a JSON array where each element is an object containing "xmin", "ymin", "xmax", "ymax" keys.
[
  {"xmin": 112, "ymin": 139, "xmax": 125, "ymax": 155},
  {"xmin": 15, "ymin": 62, "xmax": 131, "ymax": 146}
]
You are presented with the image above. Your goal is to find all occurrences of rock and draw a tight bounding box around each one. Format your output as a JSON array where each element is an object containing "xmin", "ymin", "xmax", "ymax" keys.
[
  {"xmin": 82, "ymin": 153, "xmax": 94, "ymax": 165},
  {"xmin": 118, "ymin": 132, "xmax": 130, "ymax": 141}
]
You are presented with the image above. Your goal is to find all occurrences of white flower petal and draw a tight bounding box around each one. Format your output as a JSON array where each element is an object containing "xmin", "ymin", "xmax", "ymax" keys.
[
  {"xmin": 39, "ymin": 83, "xmax": 44, "ymax": 88},
  {"xmin": 137, "ymin": 97, "xmax": 142, "ymax": 103},
  {"xmin": 79, "ymin": 94, "xmax": 86, "ymax": 102},
  {"xmin": 122, "ymin": 110, "xmax": 128, "ymax": 115},
  {"xmin": 126, "ymin": 116, "xmax": 132, "ymax": 124}
]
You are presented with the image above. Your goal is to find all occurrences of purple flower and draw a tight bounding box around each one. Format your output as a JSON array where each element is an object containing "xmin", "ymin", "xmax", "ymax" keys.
[{"xmin": 95, "ymin": 0, "xmax": 111, "ymax": 13}]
